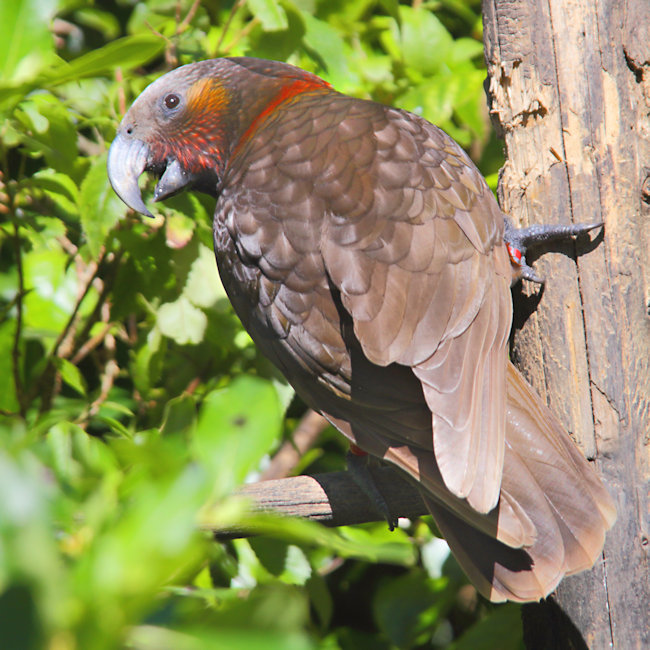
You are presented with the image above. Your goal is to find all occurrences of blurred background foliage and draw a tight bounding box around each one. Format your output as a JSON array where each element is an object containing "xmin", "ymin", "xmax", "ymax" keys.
[{"xmin": 0, "ymin": 0, "xmax": 519, "ymax": 648}]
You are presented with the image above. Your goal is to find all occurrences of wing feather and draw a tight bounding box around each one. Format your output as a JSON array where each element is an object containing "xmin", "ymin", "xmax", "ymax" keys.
[{"xmin": 318, "ymin": 103, "xmax": 512, "ymax": 511}]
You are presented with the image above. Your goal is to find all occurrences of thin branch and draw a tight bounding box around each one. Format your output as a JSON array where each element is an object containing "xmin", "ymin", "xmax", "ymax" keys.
[
  {"xmin": 213, "ymin": 467, "xmax": 428, "ymax": 539},
  {"xmin": 178, "ymin": 0, "xmax": 201, "ymax": 33},
  {"xmin": 85, "ymin": 305, "xmax": 118, "ymax": 419},
  {"xmin": 70, "ymin": 322, "xmax": 112, "ymax": 365},
  {"xmin": 115, "ymin": 68, "xmax": 126, "ymax": 116},
  {"xmin": 143, "ymin": 20, "xmax": 176, "ymax": 68},
  {"xmin": 260, "ymin": 409, "xmax": 329, "ymax": 481},
  {"xmin": 34, "ymin": 255, "xmax": 103, "ymax": 411},
  {"xmin": 214, "ymin": 0, "xmax": 247, "ymax": 56},
  {"xmin": 220, "ymin": 17, "xmax": 260, "ymax": 55},
  {"xmin": 30, "ymin": 249, "xmax": 121, "ymax": 413},
  {"xmin": 71, "ymin": 250, "xmax": 123, "ymax": 349},
  {"xmin": 50, "ymin": 251, "xmax": 104, "ymax": 360}
]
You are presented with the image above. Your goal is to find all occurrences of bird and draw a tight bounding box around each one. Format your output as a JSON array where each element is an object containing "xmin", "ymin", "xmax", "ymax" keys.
[{"xmin": 107, "ymin": 57, "xmax": 616, "ymax": 602}]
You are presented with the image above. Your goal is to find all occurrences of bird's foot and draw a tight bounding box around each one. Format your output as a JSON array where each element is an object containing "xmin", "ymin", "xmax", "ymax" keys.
[
  {"xmin": 346, "ymin": 447, "xmax": 397, "ymax": 531},
  {"xmin": 503, "ymin": 218, "xmax": 603, "ymax": 284}
]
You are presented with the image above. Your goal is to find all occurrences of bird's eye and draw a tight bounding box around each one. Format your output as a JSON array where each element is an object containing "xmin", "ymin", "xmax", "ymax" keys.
[{"xmin": 164, "ymin": 93, "xmax": 181, "ymax": 110}]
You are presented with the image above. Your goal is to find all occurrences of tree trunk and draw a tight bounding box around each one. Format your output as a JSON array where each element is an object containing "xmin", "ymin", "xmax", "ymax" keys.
[{"xmin": 482, "ymin": 1, "xmax": 649, "ymax": 648}]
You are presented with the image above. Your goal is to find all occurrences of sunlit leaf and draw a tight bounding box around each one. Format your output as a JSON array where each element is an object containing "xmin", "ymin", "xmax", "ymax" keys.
[
  {"xmin": 194, "ymin": 375, "xmax": 282, "ymax": 496},
  {"xmin": 248, "ymin": 0, "xmax": 288, "ymax": 31},
  {"xmin": 165, "ymin": 212, "xmax": 195, "ymax": 249},
  {"xmin": 42, "ymin": 35, "xmax": 165, "ymax": 87},
  {"xmin": 32, "ymin": 169, "xmax": 80, "ymax": 206},
  {"xmin": 156, "ymin": 296, "xmax": 208, "ymax": 345},
  {"xmin": 183, "ymin": 244, "xmax": 224, "ymax": 309},
  {"xmin": 53, "ymin": 357, "xmax": 87, "ymax": 396},
  {"xmin": 299, "ymin": 12, "xmax": 351, "ymax": 88},
  {"xmin": 129, "ymin": 625, "xmax": 314, "ymax": 650},
  {"xmin": 79, "ymin": 153, "xmax": 127, "ymax": 258},
  {"xmin": 0, "ymin": 0, "xmax": 57, "ymax": 83},
  {"xmin": 396, "ymin": 6, "xmax": 453, "ymax": 76}
]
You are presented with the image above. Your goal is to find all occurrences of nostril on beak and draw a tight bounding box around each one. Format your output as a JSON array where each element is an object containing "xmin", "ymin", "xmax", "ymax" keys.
[{"xmin": 125, "ymin": 125, "xmax": 134, "ymax": 136}]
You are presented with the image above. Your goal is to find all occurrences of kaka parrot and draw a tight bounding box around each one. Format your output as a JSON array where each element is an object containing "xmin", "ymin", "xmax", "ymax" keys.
[{"xmin": 107, "ymin": 57, "xmax": 615, "ymax": 603}]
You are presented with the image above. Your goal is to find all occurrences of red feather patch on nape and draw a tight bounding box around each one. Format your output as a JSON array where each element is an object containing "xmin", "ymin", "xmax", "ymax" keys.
[{"xmin": 237, "ymin": 76, "xmax": 331, "ymax": 151}]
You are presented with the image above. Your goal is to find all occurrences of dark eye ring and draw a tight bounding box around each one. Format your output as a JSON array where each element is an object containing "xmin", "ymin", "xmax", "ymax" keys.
[{"xmin": 164, "ymin": 93, "xmax": 181, "ymax": 110}]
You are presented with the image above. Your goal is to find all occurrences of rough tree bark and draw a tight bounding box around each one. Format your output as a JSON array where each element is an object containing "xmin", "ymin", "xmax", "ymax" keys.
[{"xmin": 482, "ymin": 1, "xmax": 649, "ymax": 648}]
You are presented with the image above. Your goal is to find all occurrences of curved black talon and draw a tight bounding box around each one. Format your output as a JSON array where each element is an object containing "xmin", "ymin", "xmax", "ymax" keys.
[
  {"xmin": 503, "ymin": 218, "xmax": 603, "ymax": 285},
  {"xmin": 346, "ymin": 451, "xmax": 398, "ymax": 531}
]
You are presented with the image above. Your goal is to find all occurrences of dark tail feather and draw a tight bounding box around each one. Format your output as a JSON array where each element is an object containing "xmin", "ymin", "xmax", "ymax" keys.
[{"xmin": 410, "ymin": 364, "xmax": 615, "ymax": 602}]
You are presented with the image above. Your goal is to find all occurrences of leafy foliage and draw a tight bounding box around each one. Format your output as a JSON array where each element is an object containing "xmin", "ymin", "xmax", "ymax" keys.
[{"xmin": 0, "ymin": 1, "xmax": 518, "ymax": 648}]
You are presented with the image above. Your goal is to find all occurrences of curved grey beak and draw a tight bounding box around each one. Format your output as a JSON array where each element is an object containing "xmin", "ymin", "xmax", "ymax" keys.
[
  {"xmin": 153, "ymin": 159, "xmax": 193, "ymax": 203},
  {"xmin": 107, "ymin": 133, "xmax": 153, "ymax": 218}
]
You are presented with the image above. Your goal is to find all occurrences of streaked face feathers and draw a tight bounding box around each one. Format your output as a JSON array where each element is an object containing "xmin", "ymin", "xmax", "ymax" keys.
[{"xmin": 166, "ymin": 78, "xmax": 231, "ymax": 172}]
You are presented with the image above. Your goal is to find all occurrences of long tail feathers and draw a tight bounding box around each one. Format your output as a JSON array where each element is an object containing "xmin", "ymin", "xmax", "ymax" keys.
[{"xmin": 387, "ymin": 363, "xmax": 616, "ymax": 602}]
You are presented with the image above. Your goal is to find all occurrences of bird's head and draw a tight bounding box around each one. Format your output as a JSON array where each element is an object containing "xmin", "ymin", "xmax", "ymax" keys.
[{"xmin": 108, "ymin": 57, "xmax": 331, "ymax": 217}]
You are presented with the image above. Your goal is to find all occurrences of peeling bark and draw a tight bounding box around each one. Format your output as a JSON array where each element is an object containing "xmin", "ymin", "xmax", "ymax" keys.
[{"xmin": 483, "ymin": 1, "xmax": 650, "ymax": 648}]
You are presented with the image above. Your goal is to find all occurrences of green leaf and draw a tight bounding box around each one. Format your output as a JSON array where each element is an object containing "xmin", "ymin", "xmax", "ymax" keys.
[
  {"xmin": 248, "ymin": 0, "xmax": 288, "ymax": 31},
  {"xmin": 45, "ymin": 421, "xmax": 117, "ymax": 487},
  {"xmin": 15, "ymin": 94, "xmax": 79, "ymax": 175},
  {"xmin": 183, "ymin": 244, "xmax": 225, "ymax": 309},
  {"xmin": 397, "ymin": 6, "xmax": 453, "ymax": 76},
  {"xmin": 160, "ymin": 393, "xmax": 197, "ymax": 437},
  {"xmin": 0, "ymin": 321, "xmax": 19, "ymax": 413},
  {"xmin": 129, "ymin": 626, "xmax": 314, "ymax": 650},
  {"xmin": 41, "ymin": 35, "xmax": 166, "ymax": 87},
  {"xmin": 299, "ymin": 13, "xmax": 351, "ymax": 88},
  {"xmin": 22, "ymin": 248, "xmax": 77, "ymax": 342},
  {"xmin": 248, "ymin": 537, "xmax": 290, "ymax": 576},
  {"xmin": 194, "ymin": 376, "xmax": 283, "ymax": 496},
  {"xmin": 0, "ymin": 35, "xmax": 164, "ymax": 112},
  {"xmin": 306, "ymin": 573, "xmax": 333, "ymax": 630},
  {"xmin": 0, "ymin": 0, "xmax": 58, "ymax": 83},
  {"xmin": 53, "ymin": 357, "xmax": 87, "ymax": 396},
  {"xmin": 378, "ymin": 0, "xmax": 400, "ymax": 25},
  {"xmin": 448, "ymin": 37, "xmax": 484, "ymax": 65},
  {"xmin": 79, "ymin": 153, "xmax": 127, "ymax": 258},
  {"xmin": 93, "ymin": 415, "xmax": 131, "ymax": 437},
  {"xmin": 448, "ymin": 604, "xmax": 524, "ymax": 650},
  {"xmin": 131, "ymin": 328, "xmax": 166, "ymax": 398},
  {"xmin": 207, "ymin": 515, "xmax": 417, "ymax": 566},
  {"xmin": 373, "ymin": 571, "xmax": 452, "ymax": 647},
  {"xmin": 32, "ymin": 170, "xmax": 80, "ymax": 205},
  {"xmin": 156, "ymin": 296, "xmax": 208, "ymax": 345},
  {"xmin": 247, "ymin": 6, "xmax": 305, "ymax": 62},
  {"xmin": 74, "ymin": 8, "xmax": 121, "ymax": 40}
]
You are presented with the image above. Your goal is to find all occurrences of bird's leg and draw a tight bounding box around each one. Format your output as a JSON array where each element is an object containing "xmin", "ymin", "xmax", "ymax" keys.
[
  {"xmin": 503, "ymin": 217, "xmax": 603, "ymax": 284},
  {"xmin": 346, "ymin": 445, "xmax": 398, "ymax": 531}
]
